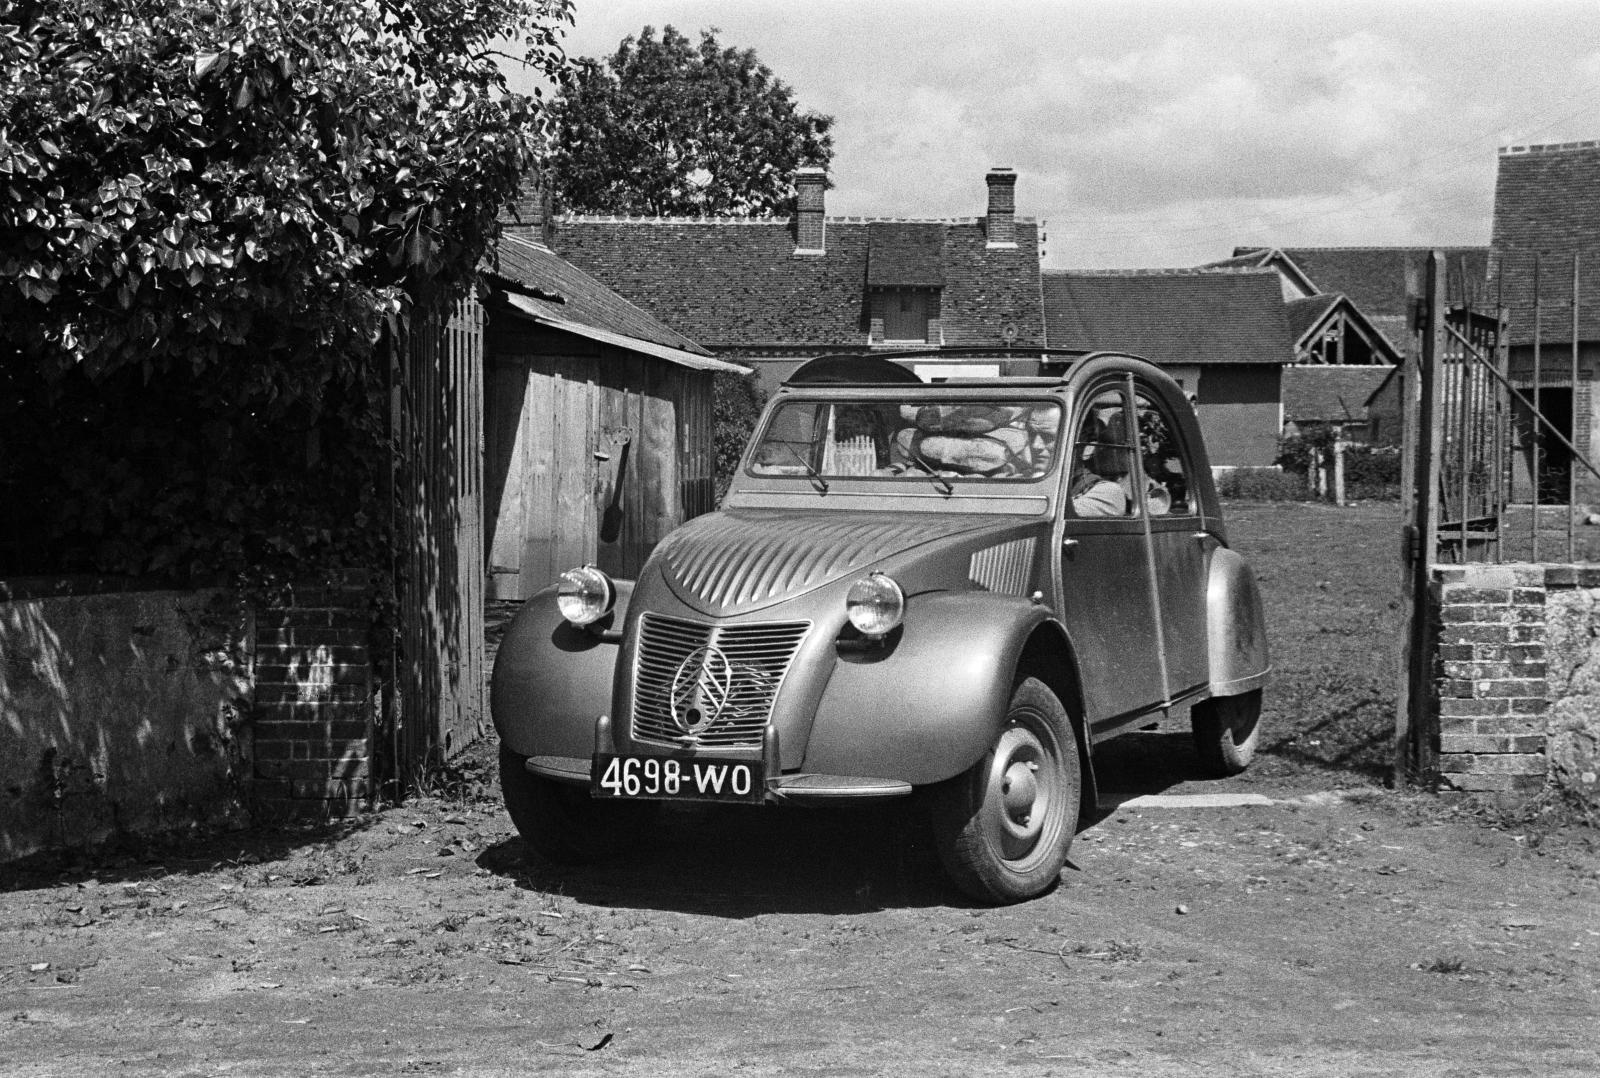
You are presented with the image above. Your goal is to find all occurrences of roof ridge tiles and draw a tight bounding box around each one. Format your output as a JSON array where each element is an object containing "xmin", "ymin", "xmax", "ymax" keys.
[
  {"xmin": 1278, "ymin": 244, "xmax": 1488, "ymax": 252},
  {"xmin": 1499, "ymin": 140, "xmax": 1600, "ymax": 157},
  {"xmin": 556, "ymin": 214, "xmax": 1038, "ymax": 226},
  {"xmin": 559, "ymin": 215, "xmax": 786, "ymax": 225},
  {"xmin": 1045, "ymin": 266, "xmax": 1278, "ymax": 277}
]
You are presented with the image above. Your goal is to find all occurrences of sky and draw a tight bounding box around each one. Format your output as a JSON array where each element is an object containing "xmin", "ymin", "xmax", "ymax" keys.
[{"xmin": 507, "ymin": 0, "xmax": 1600, "ymax": 269}]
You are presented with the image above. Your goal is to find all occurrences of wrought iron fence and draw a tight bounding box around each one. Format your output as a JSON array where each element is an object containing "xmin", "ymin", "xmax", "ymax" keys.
[{"xmin": 1408, "ymin": 248, "xmax": 1600, "ymax": 565}]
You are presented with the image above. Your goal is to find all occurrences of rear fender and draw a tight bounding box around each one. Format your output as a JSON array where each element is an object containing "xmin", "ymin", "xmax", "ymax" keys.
[
  {"xmin": 1206, "ymin": 547, "xmax": 1270, "ymax": 696},
  {"xmin": 802, "ymin": 593, "xmax": 1087, "ymax": 787},
  {"xmin": 490, "ymin": 581, "xmax": 633, "ymax": 758}
]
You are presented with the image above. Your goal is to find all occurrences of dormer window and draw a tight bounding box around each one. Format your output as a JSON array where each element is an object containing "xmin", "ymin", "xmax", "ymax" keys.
[
  {"xmin": 877, "ymin": 288, "xmax": 940, "ymax": 343},
  {"xmin": 866, "ymin": 222, "xmax": 945, "ymax": 346}
]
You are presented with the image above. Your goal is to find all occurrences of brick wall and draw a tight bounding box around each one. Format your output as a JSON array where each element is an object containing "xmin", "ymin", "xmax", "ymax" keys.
[
  {"xmin": 1431, "ymin": 564, "xmax": 1600, "ymax": 804},
  {"xmin": 251, "ymin": 571, "xmax": 376, "ymax": 820}
]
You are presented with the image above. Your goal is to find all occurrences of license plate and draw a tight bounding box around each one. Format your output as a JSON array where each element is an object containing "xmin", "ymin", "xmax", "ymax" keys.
[{"xmin": 591, "ymin": 753, "xmax": 765, "ymax": 804}]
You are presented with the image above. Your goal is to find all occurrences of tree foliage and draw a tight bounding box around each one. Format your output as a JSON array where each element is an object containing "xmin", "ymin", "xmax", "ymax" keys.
[
  {"xmin": 711, "ymin": 369, "xmax": 767, "ymax": 500},
  {"xmin": 0, "ymin": 0, "xmax": 573, "ymax": 581},
  {"xmin": 549, "ymin": 25, "xmax": 833, "ymax": 217}
]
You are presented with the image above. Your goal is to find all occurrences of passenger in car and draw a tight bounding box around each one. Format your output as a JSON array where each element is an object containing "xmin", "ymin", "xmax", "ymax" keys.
[{"xmin": 1070, "ymin": 415, "xmax": 1130, "ymax": 516}]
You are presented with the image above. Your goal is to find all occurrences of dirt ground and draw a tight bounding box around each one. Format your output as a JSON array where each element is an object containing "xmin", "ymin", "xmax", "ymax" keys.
[
  {"xmin": 4, "ymin": 499, "xmax": 1600, "ymax": 1075},
  {"xmin": 2, "ymin": 731, "xmax": 1597, "ymax": 1077}
]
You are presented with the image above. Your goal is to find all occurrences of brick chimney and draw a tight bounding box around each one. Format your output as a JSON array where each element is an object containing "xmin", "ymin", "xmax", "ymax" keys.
[
  {"xmin": 985, "ymin": 167, "xmax": 1017, "ymax": 249},
  {"xmin": 795, "ymin": 166, "xmax": 827, "ymax": 255},
  {"xmin": 500, "ymin": 173, "xmax": 554, "ymax": 246}
]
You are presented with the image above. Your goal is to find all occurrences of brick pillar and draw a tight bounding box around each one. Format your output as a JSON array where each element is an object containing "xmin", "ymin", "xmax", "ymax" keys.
[
  {"xmin": 251, "ymin": 571, "xmax": 375, "ymax": 820},
  {"xmin": 1575, "ymin": 372, "xmax": 1599, "ymax": 507},
  {"xmin": 795, "ymin": 167, "xmax": 826, "ymax": 254},
  {"xmin": 1432, "ymin": 565, "xmax": 1549, "ymax": 797},
  {"xmin": 985, "ymin": 167, "xmax": 1017, "ymax": 249}
]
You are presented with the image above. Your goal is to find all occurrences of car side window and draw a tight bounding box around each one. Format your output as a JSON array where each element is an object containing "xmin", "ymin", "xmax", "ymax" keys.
[
  {"xmin": 1068, "ymin": 387, "xmax": 1137, "ymax": 518},
  {"xmin": 1134, "ymin": 389, "xmax": 1194, "ymax": 517}
]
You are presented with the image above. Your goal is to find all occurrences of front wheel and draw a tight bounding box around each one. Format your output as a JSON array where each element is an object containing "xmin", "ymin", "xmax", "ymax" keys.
[
  {"xmin": 930, "ymin": 678, "xmax": 1081, "ymax": 904},
  {"xmin": 1189, "ymin": 688, "xmax": 1262, "ymax": 777},
  {"xmin": 500, "ymin": 746, "xmax": 653, "ymax": 864}
]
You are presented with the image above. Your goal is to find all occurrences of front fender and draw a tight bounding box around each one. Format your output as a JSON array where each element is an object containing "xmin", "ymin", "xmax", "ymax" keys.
[
  {"xmin": 490, "ymin": 581, "xmax": 633, "ymax": 758},
  {"xmin": 801, "ymin": 592, "xmax": 1056, "ymax": 786},
  {"xmin": 1206, "ymin": 547, "xmax": 1270, "ymax": 695}
]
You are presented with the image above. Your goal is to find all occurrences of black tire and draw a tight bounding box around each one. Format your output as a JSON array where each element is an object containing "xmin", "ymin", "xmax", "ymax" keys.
[
  {"xmin": 1190, "ymin": 689, "xmax": 1262, "ymax": 777},
  {"xmin": 930, "ymin": 678, "xmax": 1081, "ymax": 904},
  {"xmin": 499, "ymin": 746, "xmax": 653, "ymax": 865}
]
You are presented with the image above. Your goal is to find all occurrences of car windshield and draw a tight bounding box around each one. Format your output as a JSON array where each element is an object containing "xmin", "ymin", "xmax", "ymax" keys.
[{"xmin": 749, "ymin": 399, "xmax": 1064, "ymax": 481}]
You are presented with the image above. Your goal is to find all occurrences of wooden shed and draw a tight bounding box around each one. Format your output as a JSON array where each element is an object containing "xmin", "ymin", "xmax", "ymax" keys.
[{"xmin": 481, "ymin": 236, "xmax": 748, "ymax": 600}]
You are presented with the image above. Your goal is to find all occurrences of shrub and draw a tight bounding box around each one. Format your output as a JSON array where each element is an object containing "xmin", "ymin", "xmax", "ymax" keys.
[
  {"xmin": 1216, "ymin": 469, "xmax": 1310, "ymax": 502},
  {"xmin": 1277, "ymin": 430, "xmax": 1402, "ymax": 502},
  {"xmin": 713, "ymin": 370, "xmax": 768, "ymax": 501}
]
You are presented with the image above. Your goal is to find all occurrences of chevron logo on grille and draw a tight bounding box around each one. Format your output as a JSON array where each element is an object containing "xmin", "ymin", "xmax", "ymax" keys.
[{"xmin": 669, "ymin": 644, "xmax": 734, "ymax": 738}]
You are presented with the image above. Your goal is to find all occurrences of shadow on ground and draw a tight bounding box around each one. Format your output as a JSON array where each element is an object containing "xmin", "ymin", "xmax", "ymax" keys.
[
  {"xmin": 473, "ymin": 726, "xmax": 1214, "ymax": 917},
  {"xmin": 0, "ymin": 815, "xmax": 384, "ymax": 894}
]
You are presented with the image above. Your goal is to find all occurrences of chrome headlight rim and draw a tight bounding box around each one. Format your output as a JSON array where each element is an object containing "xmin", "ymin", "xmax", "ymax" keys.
[
  {"xmin": 556, "ymin": 564, "xmax": 616, "ymax": 626},
  {"xmin": 846, "ymin": 571, "xmax": 905, "ymax": 638}
]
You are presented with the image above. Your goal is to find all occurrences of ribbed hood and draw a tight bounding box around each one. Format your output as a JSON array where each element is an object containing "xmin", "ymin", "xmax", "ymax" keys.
[{"xmin": 651, "ymin": 510, "xmax": 1011, "ymax": 617}]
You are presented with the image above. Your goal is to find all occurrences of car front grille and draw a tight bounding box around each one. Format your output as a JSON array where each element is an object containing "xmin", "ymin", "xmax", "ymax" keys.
[{"xmin": 631, "ymin": 614, "xmax": 811, "ymax": 747}]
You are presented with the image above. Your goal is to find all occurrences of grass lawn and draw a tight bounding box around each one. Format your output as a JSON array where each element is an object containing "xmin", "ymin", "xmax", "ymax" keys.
[{"xmin": 1221, "ymin": 498, "xmax": 1404, "ymax": 786}]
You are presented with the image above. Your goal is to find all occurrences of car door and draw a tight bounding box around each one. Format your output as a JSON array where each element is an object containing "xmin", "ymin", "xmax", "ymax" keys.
[
  {"xmin": 1056, "ymin": 377, "xmax": 1167, "ymax": 729},
  {"xmin": 1134, "ymin": 382, "xmax": 1211, "ymax": 700}
]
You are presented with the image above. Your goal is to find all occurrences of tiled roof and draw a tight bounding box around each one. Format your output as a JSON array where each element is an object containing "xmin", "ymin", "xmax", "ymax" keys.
[
  {"xmin": 1041, "ymin": 269, "xmax": 1294, "ymax": 366},
  {"xmin": 1277, "ymin": 246, "xmax": 1490, "ymax": 317},
  {"xmin": 1284, "ymin": 293, "xmax": 1342, "ymax": 341},
  {"xmin": 1283, "ymin": 292, "xmax": 1404, "ymax": 364},
  {"xmin": 1490, "ymin": 141, "xmax": 1600, "ymax": 344},
  {"xmin": 485, "ymin": 235, "xmax": 711, "ymax": 356},
  {"xmin": 1282, "ymin": 366, "xmax": 1394, "ymax": 422},
  {"xmin": 1207, "ymin": 250, "xmax": 1272, "ymax": 271},
  {"xmin": 1204, "ymin": 247, "xmax": 1319, "ymax": 297},
  {"xmin": 867, "ymin": 223, "xmax": 945, "ymax": 287},
  {"xmin": 546, "ymin": 216, "xmax": 1046, "ymax": 351}
]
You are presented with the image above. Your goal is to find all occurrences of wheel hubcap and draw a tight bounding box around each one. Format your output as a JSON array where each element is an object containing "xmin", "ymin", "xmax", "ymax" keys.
[{"xmin": 985, "ymin": 718, "xmax": 1060, "ymax": 863}]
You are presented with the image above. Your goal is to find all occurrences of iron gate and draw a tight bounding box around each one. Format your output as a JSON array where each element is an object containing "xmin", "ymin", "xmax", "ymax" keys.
[{"xmin": 1396, "ymin": 249, "xmax": 1600, "ymax": 781}]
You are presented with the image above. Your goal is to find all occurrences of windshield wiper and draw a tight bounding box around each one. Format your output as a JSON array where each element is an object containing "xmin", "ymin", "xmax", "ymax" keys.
[
  {"xmin": 905, "ymin": 443, "xmax": 954, "ymax": 495},
  {"xmin": 779, "ymin": 443, "xmax": 829, "ymax": 493}
]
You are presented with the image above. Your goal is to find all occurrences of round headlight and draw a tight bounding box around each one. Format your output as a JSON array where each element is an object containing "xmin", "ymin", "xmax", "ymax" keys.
[
  {"xmin": 556, "ymin": 565, "xmax": 615, "ymax": 626},
  {"xmin": 846, "ymin": 572, "xmax": 905, "ymax": 637}
]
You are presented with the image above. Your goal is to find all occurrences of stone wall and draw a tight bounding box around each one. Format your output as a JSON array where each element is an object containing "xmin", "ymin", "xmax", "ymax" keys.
[
  {"xmin": 1431, "ymin": 564, "xmax": 1600, "ymax": 803},
  {"xmin": 0, "ymin": 587, "xmax": 252, "ymax": 861},
  {"xmin": 2, "ymin": 578, "xmax": 378, "ymax": 862}
]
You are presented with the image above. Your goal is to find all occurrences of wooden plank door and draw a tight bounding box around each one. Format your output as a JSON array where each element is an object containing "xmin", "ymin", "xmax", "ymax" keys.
[{"xmin": 394, "ymin": 294, "xmax": 487, "ymax": 786}]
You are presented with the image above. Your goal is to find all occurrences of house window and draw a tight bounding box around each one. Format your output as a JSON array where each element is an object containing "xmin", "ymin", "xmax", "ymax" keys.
[{"xmin": 880, "ymin": 289, "xmax": 937, "ymax": 343}]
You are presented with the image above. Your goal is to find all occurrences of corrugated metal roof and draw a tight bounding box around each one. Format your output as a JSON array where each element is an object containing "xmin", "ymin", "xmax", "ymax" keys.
[
  {"xmin": 500, "ymin": 294, "xmax": 749, "ymax": 373},
  {"xmin": 485, "ymin": 235, "xmax": 712, "ymax": 357}
]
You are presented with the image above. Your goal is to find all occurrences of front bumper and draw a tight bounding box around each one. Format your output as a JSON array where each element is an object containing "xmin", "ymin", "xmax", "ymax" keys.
[{"xmin": 525, "ymin": 713, "xmax": 912, "ymax": 805}]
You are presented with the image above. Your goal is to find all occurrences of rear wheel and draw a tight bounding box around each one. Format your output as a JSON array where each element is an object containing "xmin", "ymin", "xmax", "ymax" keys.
[
  {"xmin": 1190, "ymin": 689, "xmax": 1262, "ymax": 777},
  {"xmin": 930, "ymin": 678, "xmax": 1081, "ymax": 904},
  {"xmin": 500, "ymin": 746, "xmax": 653, "ymax": 864}
]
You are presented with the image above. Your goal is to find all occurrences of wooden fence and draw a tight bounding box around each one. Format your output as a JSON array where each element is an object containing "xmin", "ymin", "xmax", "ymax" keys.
[{"xmin": 383, "ymin": 294, "xmax": 487, "ymax": 795}]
